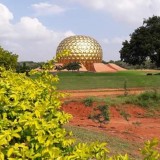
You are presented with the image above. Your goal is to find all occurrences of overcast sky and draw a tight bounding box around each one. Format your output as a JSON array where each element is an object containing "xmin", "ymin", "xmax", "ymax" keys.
[{"xmin": 0, "ymin": 0, "xmax": 160, "ymax": 62}]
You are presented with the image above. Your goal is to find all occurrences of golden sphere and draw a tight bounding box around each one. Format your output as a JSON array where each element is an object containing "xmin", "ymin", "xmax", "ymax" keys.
[{"xmin": 56, "ymin": 35, "xmax": 103, "ymax": 68}]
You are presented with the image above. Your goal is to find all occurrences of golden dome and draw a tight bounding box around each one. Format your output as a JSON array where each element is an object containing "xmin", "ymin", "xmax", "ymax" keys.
[{"xmin": 56, "ymin": 35, "xmax": 103, "ymax": 69}]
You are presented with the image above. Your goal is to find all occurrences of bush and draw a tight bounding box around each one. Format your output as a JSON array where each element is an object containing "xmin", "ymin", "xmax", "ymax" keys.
[
  {"xmin": 136, "ymin": 90, "xmax": 160, "ymax": 108},
  {"xmin": 63, "ymin": 62, "xmax": 81, "ymax": 71},
  {"xmin": 124, "ymin": 90, "xmax": 160, "ymax": 108},
  {"xmin": 141, "ymin": 138, "xmax": 160, "ymax": 160},
  {"xmin": 0, "ymin": 67, "xmax": 74, "ymax": 159},
  {"xmin": 89, "ymin": 105, "xmax": 110, "ymax": 127},
  {"xmin": 83, "ymin": 97, "xmax": 94, "ymax": 107}
]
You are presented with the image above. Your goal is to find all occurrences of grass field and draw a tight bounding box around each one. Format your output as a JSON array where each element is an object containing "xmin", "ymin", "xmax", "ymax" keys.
[
  {"xmin": 64, "ymin": 125, "xmax": 142, "ymax": 159},
  {"xmin": 56, "ymin": 70, "xmax": 160, "ymax": 90}
]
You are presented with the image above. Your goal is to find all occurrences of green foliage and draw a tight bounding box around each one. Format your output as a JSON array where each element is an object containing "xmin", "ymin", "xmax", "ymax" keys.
[
  {"xmin": 0, "ymin": 46, "xmax": 18, "ymax": 70},
  {"xmin": 114, "ymin": 60, "xmax": 157, "ymax": 70},
  {"xmin": 41, "ymin": 58, "xmax": 56, "ymax": 70},
  {"xmin": 80, "ymin": 90, "xmax": 160, "ymax": 110},
  {"xmin": 83, "ymin": 97, "xmax": 94, "ymax": 107},
  {"xmin": 16, "ymin": 61, "xmax": 44, "ymax": 73},
  {"xmin": 120, "ymin": 15, "xmax": 160, "ymax": 67},
  {"xmin": 141, "ymin": 138, "xmax": 160, "ymax": 160},
  {"xmin": 55, "ymin": 65, "xmax": 63, "ymax": 71},
  {"xmin": 0, "ymin": 67, "xmax": 74, "ymax": 159},
  {"xmin": 16, "ymin": 62, "xmax": 30, "ymax": 76},
  {"xmin": 138, "ymin": 90, "xmax": 160, "ymax": 101},
  {"xmin": 124, "ymin": 80, "xmax": 128, "ymax": 96},
  {"xmin": 89, "ymin": 105, "xmax": 110, "ymax": 127},
  {"xmin": 127, "ymin": 90, "xmax": 160, "ymax": 108},
  {"xmin": 63, "ymin": 62, "xmax": 82, "ymax": 71},
  {"xmin": 101, "ymin": 90, "xmax": 160, "ymax": 109},
  {"xmin": 120, "ymin": 110, "xmax": 131, "ymax": 121}
]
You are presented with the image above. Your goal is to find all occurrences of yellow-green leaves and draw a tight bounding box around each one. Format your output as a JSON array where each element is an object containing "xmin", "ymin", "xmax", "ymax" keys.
[
  {"xmin": 56, "ymin": 50, "xmax": 71, "ymax": 59},
  {"xmin": 141, "ymin": 138, "xmax": 160, "ymax": 160},
  {"xmin": 7, "ymin": 148, "xmax": 14, "ymax": 157},
  {"xmin": 110, "ymin": 154, "xmax": 130, "ymax": 160},
  {"xmin": 0, "ymin": 152, "xmax": 4, "ymax": 160},
  {"xmin": 0, "ymin": 68, "xmax": 73, "ymax": 159}
]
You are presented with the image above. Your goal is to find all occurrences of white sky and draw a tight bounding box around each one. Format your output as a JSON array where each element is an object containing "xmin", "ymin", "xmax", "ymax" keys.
[{"xmin": 0, "ymin": 0, "xmax": 160, "ymax": 62}]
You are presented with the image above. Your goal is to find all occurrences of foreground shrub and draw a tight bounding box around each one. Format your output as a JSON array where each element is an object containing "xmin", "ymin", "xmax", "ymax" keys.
[
  {"xmin": 141, "ymin": 138, "xmax": 160, "ymax": 160},
  {"xmin": 0, "ymin": 67, "xmax": 73, "ymax": 159}
]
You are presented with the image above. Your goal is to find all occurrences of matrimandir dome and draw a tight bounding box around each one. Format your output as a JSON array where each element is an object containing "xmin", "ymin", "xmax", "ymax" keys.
[{"xmin": 56, "ymin": 35, "xmax": 103, "ymax": 71}]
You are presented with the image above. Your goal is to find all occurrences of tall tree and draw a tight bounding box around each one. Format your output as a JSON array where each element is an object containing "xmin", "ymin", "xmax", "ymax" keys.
[
  {"xmin": 0, "ymin": 46, "xmax": 18, "ymax": 70},
  {"xmin": 120, "ymin": 16, "xmax": 160, "ymax": 67}
]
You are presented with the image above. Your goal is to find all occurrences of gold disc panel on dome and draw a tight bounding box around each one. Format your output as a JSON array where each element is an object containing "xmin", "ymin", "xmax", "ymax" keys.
[{"xmin": 56, "ymin": 35, "xmax": 103, "ymax": 70}]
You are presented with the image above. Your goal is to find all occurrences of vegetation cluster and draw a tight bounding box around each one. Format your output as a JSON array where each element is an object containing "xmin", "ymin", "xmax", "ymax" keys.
[
  {"xmin": 120, "ymin": 16, "xmax": 160, "ymax": 68},
  {"xmin": 89, "ymin": 90, "xmax": 160, "ymax": 109},
  {"xmin": 81, "ymin": 90, "xmax": 160, "ymax": 123},
  {"xmin": 83, "ymin": 98, "xmax": 110, "ymax": 127},
  {"xmin": 16, "ymin": 61, "xmax": 44, "ymax": 73},
  {"xmin": 55, "ymin": 62, "xmax": 81, "ymax": 72},
  {"xmin": 0, "ymin": 46, "xmax": 18, "ymax": 70}
]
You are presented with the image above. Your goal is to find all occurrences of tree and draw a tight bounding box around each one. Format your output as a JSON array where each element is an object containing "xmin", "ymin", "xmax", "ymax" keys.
[
  {"xmin": 16, "ymin": 62, "xmax": 30, "ymax": 73},
  {"xmin": 0, "ymin": 46, "xmax": 18, "ymax": 70},
  {"xmin": 120, "ymin": 15, "xmax": 160, "ymax": 67},
  {"xmin": 54, "ymin": 65, "xmax": 63, "ymax": 71},
  {"xmin": 63, "ymin": 62, "xmax": 81, "ymax": 71},
  {"xmin": 17, "ymin": 61, "xmax": 45, "ymax": 71}
]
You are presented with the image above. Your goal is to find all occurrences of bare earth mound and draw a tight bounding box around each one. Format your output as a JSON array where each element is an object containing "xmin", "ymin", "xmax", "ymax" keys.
[
  {"xmin": 107, "ymin": 63, "xmax": 126, "ymax": 71},
  {"xmin": 62, "ymin": 100, "xmax": 160, "ymax": 143},
  {"xmin": 93, "ymin": 63, "xmax": 117, "ymax": 72}
]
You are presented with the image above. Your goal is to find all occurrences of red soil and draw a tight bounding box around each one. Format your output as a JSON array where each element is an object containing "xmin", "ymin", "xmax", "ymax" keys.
[
  {"xmin": 62, "ymin": 101, "xmax": 160, "ymax": 143},
  {"xmin": 62, "ymin": 88, "xmax": 146, "ymax": 99}
]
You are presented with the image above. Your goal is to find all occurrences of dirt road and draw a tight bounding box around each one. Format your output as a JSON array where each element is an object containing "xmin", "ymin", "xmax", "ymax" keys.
[{"xmin": 61, "ymin": 88, "xmax": 148, "ymax": 98}]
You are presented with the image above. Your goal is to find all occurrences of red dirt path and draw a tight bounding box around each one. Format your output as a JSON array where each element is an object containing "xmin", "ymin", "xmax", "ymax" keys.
[
  {"xmin": 61, "ymin": 90, "xmax": 160, "ymax": 143},
  {"xmin": 62, "ymin": 88, "xmax": 146, "ymax": 98}
]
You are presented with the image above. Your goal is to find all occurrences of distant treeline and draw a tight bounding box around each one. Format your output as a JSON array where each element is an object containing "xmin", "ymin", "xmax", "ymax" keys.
[
  {"xmin": 102, "ymin": 60, "xmax": 159, "ymax": 70},
  {"xmin": 16, "ymin": 61, "xmax": 45, "ymax": 73}
]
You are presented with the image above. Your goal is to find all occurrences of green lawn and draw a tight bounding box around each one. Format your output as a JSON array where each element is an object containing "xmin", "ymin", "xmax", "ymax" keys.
[
  {"xmin": 56, "ymin": 70, "xmax": 160, "ymax": 90},
  {"xmin": 64, "ymin": 125, "xmax": 142, "ymax": 159}
]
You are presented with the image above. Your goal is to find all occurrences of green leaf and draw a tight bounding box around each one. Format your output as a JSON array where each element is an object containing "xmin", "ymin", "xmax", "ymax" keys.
[
  {"xmin": 35, "ymin": 110, "xmax": 40, "ymax": 118},
  {"xmin": 0, "ymin": 152, "xmax": 4, "ymax": 160},
  {"xmin": 12, "ymin": 133, "xmax": 20, "ymax": 138},
  {"xmin": 7, "ymin": 148, "xmax": 14, "ymax": 157}
]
